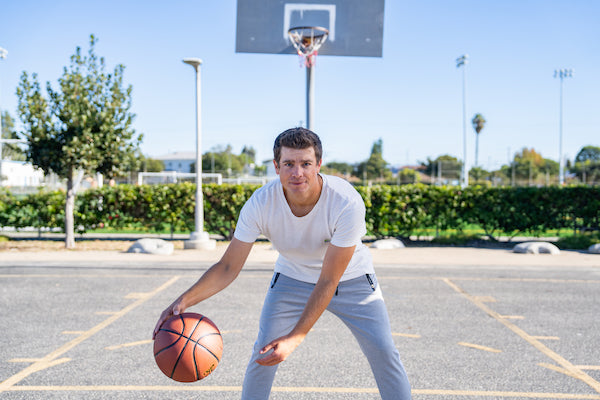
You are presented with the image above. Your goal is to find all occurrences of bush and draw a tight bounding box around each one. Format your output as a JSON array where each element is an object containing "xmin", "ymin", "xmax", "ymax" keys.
[
  {"xmin": 1, "ymin": 183, "xmax": 599, "ymax": 242},
  {"xmin": 555, "ymin": 233, "xmax": 600, "ymax": 250}
]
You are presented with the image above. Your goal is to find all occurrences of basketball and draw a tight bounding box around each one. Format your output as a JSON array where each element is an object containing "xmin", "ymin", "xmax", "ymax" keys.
[{"xmin": 154, "ymin": 312, "xmax": 223, "ymax": 382}]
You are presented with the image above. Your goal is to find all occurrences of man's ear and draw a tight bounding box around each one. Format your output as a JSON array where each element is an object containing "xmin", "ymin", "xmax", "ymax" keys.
[{"xmin": 273, "ymin": 159, "xmax": 280, "ymax": 175}]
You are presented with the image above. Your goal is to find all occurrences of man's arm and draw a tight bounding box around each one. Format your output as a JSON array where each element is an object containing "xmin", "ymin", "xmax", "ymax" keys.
[
  {"xmin": 256, "ymin": 243, "xmax": 355, "ymax": 366},
  {"xmin": 153, "ymin": 238, "xmax": 253, "ymax": 338}
]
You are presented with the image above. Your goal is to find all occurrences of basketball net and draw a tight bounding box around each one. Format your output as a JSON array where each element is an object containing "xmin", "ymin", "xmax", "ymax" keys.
[{"xmin": 288, "ymin": 26, "xmax": 329, "ymax": 68}]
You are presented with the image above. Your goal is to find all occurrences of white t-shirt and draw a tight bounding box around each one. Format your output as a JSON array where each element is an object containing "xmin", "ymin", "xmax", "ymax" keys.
[{"xmin": 234, "ymin": 174, "xmax": 374, "ymax": 283}]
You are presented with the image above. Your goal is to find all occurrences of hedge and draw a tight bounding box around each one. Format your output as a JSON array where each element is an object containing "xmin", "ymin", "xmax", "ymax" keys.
[{"xmin": 1, "ymin": 184, "xmax": 599, "ymax": 240}]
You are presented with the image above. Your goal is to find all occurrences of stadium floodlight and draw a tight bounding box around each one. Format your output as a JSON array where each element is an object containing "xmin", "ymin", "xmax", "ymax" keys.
[
  {"xmin": 554, "ymin": 68, "xmax": 573, "ymax": 185},
  {"xmin": 456, "ymin": 54, "xmax": 469, "ymax": 188},
  {"xmin": 182, "ymin": 57, "xmax": 216, "ymax": 250}
]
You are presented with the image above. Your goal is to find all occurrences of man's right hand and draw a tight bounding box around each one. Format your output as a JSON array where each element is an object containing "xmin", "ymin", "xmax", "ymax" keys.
[{"xmin": 153, "ymin": 300, "xmax": 186, "ymax": 339}]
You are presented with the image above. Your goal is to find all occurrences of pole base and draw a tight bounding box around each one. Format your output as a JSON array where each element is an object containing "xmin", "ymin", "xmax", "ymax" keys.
[{"xmin": 184, "ymin": 231, "xmax": 217, "ymax": 250}]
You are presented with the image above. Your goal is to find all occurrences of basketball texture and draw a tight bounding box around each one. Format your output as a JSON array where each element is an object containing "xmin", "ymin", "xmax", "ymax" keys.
[{"xmin": 154, "ymin": 312, "xmax": 223, "ymax": 382}]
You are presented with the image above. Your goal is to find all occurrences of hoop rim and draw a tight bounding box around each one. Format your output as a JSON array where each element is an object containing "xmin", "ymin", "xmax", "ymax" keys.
[{"xmin": 287, "ymin": 25, "xmax": 330, "ymax": 38}]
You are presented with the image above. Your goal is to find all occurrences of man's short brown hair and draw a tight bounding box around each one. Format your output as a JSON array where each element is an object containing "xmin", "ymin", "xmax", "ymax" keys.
[{"xmin": 273, "ymin": 127, "xmax": 323, "ymax": 164}]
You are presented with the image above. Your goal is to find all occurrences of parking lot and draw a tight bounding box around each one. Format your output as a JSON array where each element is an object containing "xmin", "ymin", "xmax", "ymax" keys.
[{"xmin": 1, "ymin": 244, "xmax": 599, "ymax": 399}]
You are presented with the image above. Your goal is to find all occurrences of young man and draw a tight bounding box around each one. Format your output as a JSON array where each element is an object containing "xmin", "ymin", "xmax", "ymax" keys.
[{"xmin": 154, "ymin": 128, "xmax": 411, "ymax": 399}]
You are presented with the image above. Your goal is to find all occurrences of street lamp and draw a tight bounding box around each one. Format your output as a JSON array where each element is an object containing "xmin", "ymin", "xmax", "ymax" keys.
[
  {"xmin": 182, "ymin": 57, "xmax": 215, "ymax": 250},
  {"xmin": 554, "ymin": 68, "xmax": 572, "ymax": 185},
  {"xmin": 456, "ymin": 54, "xmax": 469, "ymax": 188},
  {"xmin": 0, "ymin": 46, "xmax": 7, "ymax": 187}
]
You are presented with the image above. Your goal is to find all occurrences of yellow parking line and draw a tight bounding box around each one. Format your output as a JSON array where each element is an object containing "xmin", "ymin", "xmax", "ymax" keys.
[
  {"xmin": 105, "ymin": 339, "xmax": 153, "ymax": 351},
  {"xmin": 392, "ymin": 332, "xmax": 421, "ymax": 338},
  {"xmin": 458, "ymin": 342, "xmax": 502, "ymax": 353},
  {"xmin": 0, "ymin": 276, "xmax": 180, "ymax": 394},
  {"xmin": 532, "ymin": 336, "xmax": 560, "ymax": 341},
  {"xmin": 443, "ymin": 278, "xmax": 600, "ymax": 395},
  {"xmin": 5, "ymin": 386, "xmax": 600, "ymax": 398}
]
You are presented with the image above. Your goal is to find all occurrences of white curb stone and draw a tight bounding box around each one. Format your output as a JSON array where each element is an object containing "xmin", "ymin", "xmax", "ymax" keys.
[
  {"xmin": 127, "ymin": 238, "xmax": 174, "ymax": 255},
  {"xmin": 371, "ymin": 238, "xmax": 405, "ymax": 250},
  {"xmin": 513, "ymin": 241, "xmax": 560, "ymax": 255},
  {"xmin": 588, "ymin": 243, "xmax": 600, "ymax": 254}
]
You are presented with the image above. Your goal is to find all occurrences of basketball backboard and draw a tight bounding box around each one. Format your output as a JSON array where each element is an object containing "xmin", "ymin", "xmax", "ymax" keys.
[{"xmin": 236, "ymin": 0, "xmax": 385, "ymax": 57}]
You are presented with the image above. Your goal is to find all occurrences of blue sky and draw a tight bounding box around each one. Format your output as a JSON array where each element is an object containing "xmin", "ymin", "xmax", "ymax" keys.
[{"xmin": 1, "ymin": 0, "xmax": 598, "ymax": 171}]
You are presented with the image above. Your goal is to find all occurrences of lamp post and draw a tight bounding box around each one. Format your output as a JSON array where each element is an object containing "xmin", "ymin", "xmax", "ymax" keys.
[
  {"xmin": 456, "ymin": 54, "xmax": 469, "ymax": 188},
  {"xmin": 182, "ymin": 58, "xmax": 215, "ymax": 250},
  {"xmin": 0, "ymin": 46, "xmax": 7, "ymax": 187},
  {"xmin": 554, "ymin": 68, "xmax": 572, "ymax": 185}
]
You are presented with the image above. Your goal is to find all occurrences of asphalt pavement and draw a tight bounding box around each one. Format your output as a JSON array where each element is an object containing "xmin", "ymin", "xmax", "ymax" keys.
[{"xmin": 1, "ymin": 243, "xmax": 599, "ymax": 399}]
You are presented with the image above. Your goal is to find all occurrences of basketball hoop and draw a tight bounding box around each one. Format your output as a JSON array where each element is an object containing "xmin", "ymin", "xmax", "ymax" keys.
[{"xmin": 287, "ymin": 26, "xmax": 329, "ymax": 67}]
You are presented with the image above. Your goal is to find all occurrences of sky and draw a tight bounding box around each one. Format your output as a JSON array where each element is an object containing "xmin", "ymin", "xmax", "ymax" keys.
[{"xmin": 1, "ymin": 0, "xmax": 599, "ymax": 172}]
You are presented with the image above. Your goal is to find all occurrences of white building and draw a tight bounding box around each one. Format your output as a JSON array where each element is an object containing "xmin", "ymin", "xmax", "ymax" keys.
[
  {"xmin": 0, "ymin": 160, "xmax": 45, "ymax": 187},
  {"xmin": 155, "ymin": 152, "xmax": 195, "ymax": 173}
]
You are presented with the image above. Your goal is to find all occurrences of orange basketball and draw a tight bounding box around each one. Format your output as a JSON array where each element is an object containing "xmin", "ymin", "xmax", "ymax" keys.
[{"xmin": 154, "ymin": 312, "xmax": 223, "ymax": 382}]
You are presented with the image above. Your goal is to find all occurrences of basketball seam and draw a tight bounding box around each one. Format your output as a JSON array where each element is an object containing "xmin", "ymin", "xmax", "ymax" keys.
[
  {"xmin": 170, "ymin": 315, "xmax": 201, "ymax": 380},
  {"xmin": 153, "ymin": 330, "xmax": 183, "ymax": 357},
  {"xmin": 194, "ymin": 333, "xmax": 222, "ymax": 362},
  {"xmin": 191, "ymin": 315, "xmax": 205, "ymax": 380}
]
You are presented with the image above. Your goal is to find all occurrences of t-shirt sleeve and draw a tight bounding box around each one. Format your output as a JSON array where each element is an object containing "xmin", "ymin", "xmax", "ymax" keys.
[
  {"xmin": 329, "ymin": 199, "xmax": 366, "ymax": 248},
  {"xmin": 233, "ymin": 194, "xmax": 262, "ymax": 243}
]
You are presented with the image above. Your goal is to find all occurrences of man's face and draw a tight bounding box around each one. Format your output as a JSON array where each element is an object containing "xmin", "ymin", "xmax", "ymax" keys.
[{"xmin": 274, "ymin": 146, "xmax": 322, "ymax": 197}]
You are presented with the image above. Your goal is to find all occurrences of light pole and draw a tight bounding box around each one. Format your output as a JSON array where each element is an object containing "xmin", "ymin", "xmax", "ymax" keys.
[
  {"xmin": 456, "ymin": 54, "xmax": 469, "ymax": 188},
  {"xmin": 182, "ymin": 58, "xmax": 215, "ymax": 250},
  {"xmin": 554, "ymin": 68, "xmax": 572, "ymax": 185},
  {"xmin": 0, "ymin": 46, "xmax": 7, "ymax": 186}
]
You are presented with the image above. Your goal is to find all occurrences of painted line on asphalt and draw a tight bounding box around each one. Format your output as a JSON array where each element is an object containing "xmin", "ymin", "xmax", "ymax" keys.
[
  {"xmin": 105, "ymin": 339, "xmax": 153, "ymax": 351},
  {"xmin": 0, "ymin": 276, "xmax": 180, "ymax": 393},
  {"xmin": 458, "ymin": 342, "xmax": 502, "ymax": 353},
  {"xmin": 443, "ymin": 278, "xmax": 600, "ymax": 395},
  {"xmin": 5, "ymin": 386, "xmax": 600, "ymax": 398},
  {"xmin": 392, "ymin": 332, "xmax": 421, "ymax": 338}
]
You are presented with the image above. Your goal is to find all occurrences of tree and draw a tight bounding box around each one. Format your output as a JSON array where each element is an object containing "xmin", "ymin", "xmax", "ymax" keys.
[
  {"xmin": 471, "ymin": 113, "xmax": 486, "ymax": 167},
  {"xmin": 356, "ymin": 138, "xmax": 391, "ymax": 181},
  {"xmin": 469, "ymin": 166, "xmax": 490, "ymax": 184},
  {"xmin": 322, "ymin": 161, "xmax": 355, "ymax": 177},
  {"xmin": 420, "ymin": 155, "xmax": 462, "ymax": 184},
  {"xmin": 1, "ymin": 111, "xmax": 25, "ymax": 161},
  {"xmin": 16, "ymin": 35, "xmax": 141, "ymax": 248},
  {"xmin": 201, "ymin": 145, "xmax": 245, "ymax": 176},
  {"xmin": 397, "ymin": 168, "xmax": 420, "ymax": 184},
  {"xmin": 573, "ymin": 145, "xmax": 600, "ymax": 184},
  {"xmin": 575, "ymin": 145, "xmax": 600, "ymax": 163},
  {"xmin": 501, "ymin": 148, "xmax": 558, "ymax": 185}
]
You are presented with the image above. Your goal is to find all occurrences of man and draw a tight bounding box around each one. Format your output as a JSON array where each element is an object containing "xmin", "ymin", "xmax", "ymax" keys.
[{"xmin": 154, "ymin": 127, "xmax": 411, "ymax": 399}]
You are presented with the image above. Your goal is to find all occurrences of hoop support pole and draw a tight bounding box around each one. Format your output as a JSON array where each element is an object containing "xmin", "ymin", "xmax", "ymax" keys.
[{"xmin": 306, "ymin": 64, "xmax": 315, "ymax": 131}]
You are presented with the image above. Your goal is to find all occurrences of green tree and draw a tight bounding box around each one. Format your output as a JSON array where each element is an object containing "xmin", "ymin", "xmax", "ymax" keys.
[
  {"xmin": 356, "ymin": 138, "xmax": 391, "ymax": 181},
  {"xmin": 572, "ymin": 145, "xmax": 600, "ymax": 184},
  {"xmin": 201, "ymin": 145, "xmax": 245, "ymax": 176},
  {"xmin": 471, "ymin": 113, "xmax": 486, "ymax": 167},
  {"xmin": 575, "ymin": 145, "xmax": 600, "ymax": 163},
  {"xmin": 322, "ymin": 161, "xmax": 355, "ymax": 177},
  {"xmin": 16, "ymin": 35, "xmax": 141, "ymax": 248},
  {"xmin": 420, "ymin": 155, "xmax": 462, "ymax": 184},
  {"xmin": 397, "ymin": 168, "xmax": 420, "ymax": 184},
  {"xmin": 139, "ymin": 154, "xmax": 165, "ymax": 172},
  {"xmin": 469, "ymin": 166, "xmax": 490, "ymax": 184},
  {"xmin": 501, "ymin": 148, "xmax": 557, "ymax": 185},
  {"xmin": 1, "ymin": 111, "xmax": 26, "ymax": 161}
]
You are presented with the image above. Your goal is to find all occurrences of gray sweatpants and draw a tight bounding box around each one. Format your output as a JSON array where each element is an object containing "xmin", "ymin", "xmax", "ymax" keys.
[{"xmin": 241, "ymin": 273, "xmax": 412, "ymax": 399}]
